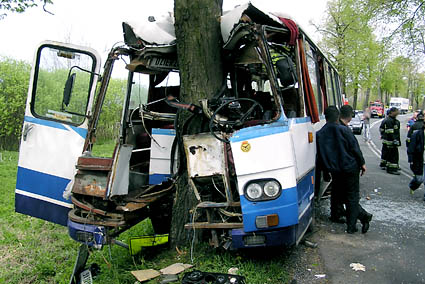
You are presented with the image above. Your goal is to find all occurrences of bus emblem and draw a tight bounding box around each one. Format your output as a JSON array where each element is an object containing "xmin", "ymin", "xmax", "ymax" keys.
[{"xmin": 241, "ymin": 141, "xmax": 251, "ymax": 152}]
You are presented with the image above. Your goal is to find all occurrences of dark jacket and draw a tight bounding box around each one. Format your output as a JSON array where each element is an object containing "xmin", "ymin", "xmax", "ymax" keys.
[
  {"xmin": 407, "ymin": 126, "xmax": 424, "ymax": 175},
  {"xmin": 380, "ymin": 116, "xmax": 401, "ymax": 147},
  {"xmin": 317, "ymin": 122, "xmax": 365, "ymax": 173},
  {"xmin": 406, "ymin": 120, "xmax": 424, "ymax": 147}
]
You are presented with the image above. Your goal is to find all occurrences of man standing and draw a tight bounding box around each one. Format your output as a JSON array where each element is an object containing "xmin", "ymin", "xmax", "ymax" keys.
[
  {"xmin": 316, "ymin": 106, "xmax": 345, "ymax": 223},
  {"xmin": 317, "ymin": 105, "xmax": 373, "ymax": 234},
  {"xmin": 406, "ymin": 111, "xmax": 425, "ymax": 200},
  {"xmin": 379, "ymin": 107, "xmax": 401, "ymax": 174},
  {"xmin": 363, "ymin": 107, "xmax": 371, "ymax": 142}
]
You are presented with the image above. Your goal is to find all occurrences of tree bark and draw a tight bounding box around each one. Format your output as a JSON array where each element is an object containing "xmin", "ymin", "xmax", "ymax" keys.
[
  {"xmin": 377, "ymin": 74, "xmax": 383, "ymax": 102},
  {"xmin": 170, "ymin": 0, "xmax": 224, "ymax": 248},
  {"xmin": 353, "ymin": 85, "xmax": 358, "ymax": 110},
  {"xmin": 363, "ymin": 87, "xmax": 371, "ymax": 109}
]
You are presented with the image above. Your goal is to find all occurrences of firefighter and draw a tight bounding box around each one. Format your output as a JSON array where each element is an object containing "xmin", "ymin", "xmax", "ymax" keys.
[
  {"xmin": 379, "ymin": 107, "xmax": 401, "ymax": 175},
  {"xmin": 406, "ymin": 111, "xmax": 424, "ymax": 147},
  {"xmin": 406, "ymin": 111, "xmax": 425, "ymax": 199}
]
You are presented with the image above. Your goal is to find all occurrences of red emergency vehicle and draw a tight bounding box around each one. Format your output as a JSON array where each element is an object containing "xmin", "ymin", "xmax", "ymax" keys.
[{"xmin": 370, "ymin": 100, "xmax": 384, "ymax": 118}]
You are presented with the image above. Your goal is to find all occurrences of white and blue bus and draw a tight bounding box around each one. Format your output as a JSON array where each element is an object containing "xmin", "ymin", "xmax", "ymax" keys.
[{"xmin": 15, "ymin": 3, "xmax": 343, "ymax": 251}]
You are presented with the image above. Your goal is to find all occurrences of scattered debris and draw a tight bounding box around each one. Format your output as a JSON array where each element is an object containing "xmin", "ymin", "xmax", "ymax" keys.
[
  {"xmin": 181, "ymin": 270, "xmax": 246, "ymax": 284},
  {"xmin": 303, "ymin": 240, "xmax": 318, "ymax": 248},
  {"xmin": 366, "ymin": 196, "xmax": 371, "ymax": 200},
  {"xmin": 129, "ymin": 234, "xmax": 169, "ymax": 256},
  {"xmin": 160, "ymin": 263, "xmax": 193, "ymax": 275},
  {"xmin": 374, "ymin": 188, "xmax": 379, "ymax": 193},
  {"xmin": 314, "ymin": 274, "xmax": 326, "ymax": 279},
  {"xmin": 131, "ymin": 269, "xmax": 161, "ymax": 282},
  {"xmin": 228, "ymin": 267, "xmax": 239, "ymax": 275},
  {"xmin": 175, "ymin": 246, "xmax": 184, "ymax": 255},
  {"xmin": 350, "ymin": 262, "xmax": 366, "ymax": 272},
  {"xmin": 159, "ymin": 274, "xmax": 179, "ymax": 284},
  {"xmin": 131, "ymin": 263, "xmax": 193, "ymax": 282}
]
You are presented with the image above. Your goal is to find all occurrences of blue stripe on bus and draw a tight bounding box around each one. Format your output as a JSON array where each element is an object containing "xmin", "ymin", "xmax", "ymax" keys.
[
  {"xmin": 291, "ymin": 117, "xmax": 312, "ymax": 124},
  {"xmin": 152, "ymin": 128, "xmax": 176, "ymax": 136},
  {"xmin": 230, "ymin": 116, "xmax": 315, "ymax": 143},
  {"xmin": 24, "ymin": 116, "xmax": 87, "ymax": 139},
  {"xmin": 297, "ymin": 169, "xmax": 315, "ymax": 218},
  {"xmin": 240, "ymin": 186, "xmax": 299, "ymax": 233},
  {"xmin": 16, "ymin": 167, "xmax": 72, "ymax": 204},
  {"xmin": 25, "ymin": 116, "xmax": 68, "ymax": 131},
  {"xmin": 149, "ymin": 173, "xmax": 171, "ymax": 185},
  {"xmin": 230, "ymin": 123, "xmax": 289, "ymax": 143},
  {"xmin": 15, "ymin": 193, "xmax": 70, "ymax": 226},
  {"xmin": 69, "ymin": 125, "xmax": 88, "ymax": 139}
]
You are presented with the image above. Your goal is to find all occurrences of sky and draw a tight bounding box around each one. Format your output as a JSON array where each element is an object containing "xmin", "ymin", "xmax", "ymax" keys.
[{"xmin": 0, "ymin": 0, "xmax": 329, "ymax": 65}]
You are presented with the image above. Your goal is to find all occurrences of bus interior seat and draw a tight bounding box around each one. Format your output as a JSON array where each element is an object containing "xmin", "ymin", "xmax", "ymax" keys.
[
  {"xmin": 275, "ymin": 56, "xmax": 298, "ymax": 88},
  {"xmin": 281, "ymin": 87, "xmax": 300, "ymax": 118}
]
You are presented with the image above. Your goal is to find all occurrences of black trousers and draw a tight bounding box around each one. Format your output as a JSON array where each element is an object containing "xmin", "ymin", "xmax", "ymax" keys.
[
  {"xmin": 380, "ymin": 144, "xmax": 388, "ymax": 167},
  {"xmin": 330, "ymin": 180, "xmax": 345, "ymax": 219},
  {"xmin": 386, "ymin": 146, "xmax": 399, "ymax": 171},
  {"xmin": 332, "ymin": 170, "xmax": 369, "ymax": 230}
]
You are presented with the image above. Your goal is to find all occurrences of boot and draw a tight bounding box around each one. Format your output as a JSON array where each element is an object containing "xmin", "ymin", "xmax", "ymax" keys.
[
  {"xmin": 361, "ymin": 213, "xmax": 373, "ymax": 234},
  {"xmin": 386, "ymin": 168, "xmax": 400, "ymax": 175}
]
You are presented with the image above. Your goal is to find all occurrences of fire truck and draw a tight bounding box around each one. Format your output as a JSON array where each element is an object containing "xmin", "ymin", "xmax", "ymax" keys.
[{"xmin": 369, "ymin": 100, "xmax": 384, "ymax": 118}]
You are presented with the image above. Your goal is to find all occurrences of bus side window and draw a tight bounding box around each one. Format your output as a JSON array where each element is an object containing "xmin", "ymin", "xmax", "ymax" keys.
[
  {"xmin": 325, "ymin": 64, "xmax": 336, "ymax": 106},
  {"xmin": 305, "ymin": 42, "xmax": 322, "ymax": 114},
  {"xmin": 267, "ymin": 45, "xmax": 301, "ymax": 118},
  {"xmin": 333, "ymin": 69, "xmax": 342, "ymax": 107}
]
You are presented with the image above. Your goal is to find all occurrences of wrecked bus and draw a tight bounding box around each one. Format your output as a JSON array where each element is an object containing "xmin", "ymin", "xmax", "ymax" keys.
[{"xmin": 15, "ymin": 3, "xmax": 342, "ymax": 252}]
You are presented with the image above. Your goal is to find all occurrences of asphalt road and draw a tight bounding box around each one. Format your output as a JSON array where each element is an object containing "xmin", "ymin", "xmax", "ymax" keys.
[{"xmin": 312, "ymin": 114, "xmax": 425, "ymax": 284}]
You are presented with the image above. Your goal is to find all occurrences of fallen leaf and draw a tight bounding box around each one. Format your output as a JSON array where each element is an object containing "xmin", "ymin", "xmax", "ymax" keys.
[{"xmin": 350, "ymin": 263, "xmax": 366, "ymax": 272}]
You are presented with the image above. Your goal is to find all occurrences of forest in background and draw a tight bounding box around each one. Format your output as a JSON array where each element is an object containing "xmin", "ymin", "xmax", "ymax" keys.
[
  {"xmin": 316, "ymin": 0, "xmax": 425, "ymax": 110},
  {"xmin": 0, "ymin": 56, "xmax": 148, "ymax": 150}
]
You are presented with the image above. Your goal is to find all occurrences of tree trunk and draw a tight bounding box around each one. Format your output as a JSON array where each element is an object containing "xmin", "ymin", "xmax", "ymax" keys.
[
  {"xmin": 363, "ymin": 87, "xmax": 371, "ymax": 109},
  {"xmin": 377, "ymin": 73, "xmax": 383, "ymax": 102},
  {"xmin": 170, "ymin": 0, "xmax": 224, "ymax": 248},
  {"xmin": 353, "ymin": 85, "xmax": 358, "ymax": 110}
]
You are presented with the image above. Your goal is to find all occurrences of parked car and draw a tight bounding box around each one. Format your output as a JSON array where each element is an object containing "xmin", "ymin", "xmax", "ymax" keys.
[
  {"xmin": 355, "ymin": 110, "xmax": 364, "ymax": 121},
  {"xmin": 349, "ymin": 114, "xmax": 363, "ymax": 134}
]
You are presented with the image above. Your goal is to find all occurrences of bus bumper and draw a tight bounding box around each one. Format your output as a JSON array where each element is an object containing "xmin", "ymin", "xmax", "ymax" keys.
[
  {"xmin": 68, "ymin": 219, "xmax": 106, "ymax": 249},
  {"xmin": 231, "ymin": 226, "xmax": 296, "ymax": 249}
]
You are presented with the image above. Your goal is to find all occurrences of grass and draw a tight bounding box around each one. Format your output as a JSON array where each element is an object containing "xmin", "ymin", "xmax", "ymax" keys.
[{"xmin": 0, "ymin": 143, "xmax": 291, "ymax": 284}]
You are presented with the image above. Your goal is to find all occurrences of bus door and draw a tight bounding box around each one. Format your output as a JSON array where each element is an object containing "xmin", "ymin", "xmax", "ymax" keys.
[{"xmin": 15, "ymin": 41, "xmax": 101, "ymax": 226}]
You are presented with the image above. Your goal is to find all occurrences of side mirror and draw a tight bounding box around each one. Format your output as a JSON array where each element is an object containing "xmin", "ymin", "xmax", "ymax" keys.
[{"xmin": 63, "ymin": 73, "xmax": 76, "ymax": 108}]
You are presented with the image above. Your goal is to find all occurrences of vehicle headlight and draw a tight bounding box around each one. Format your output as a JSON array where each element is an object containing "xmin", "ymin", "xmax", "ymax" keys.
[
  {"xmin": 246, "ymin": 183, "xmax": 263, "ymax": 199},
  {"xmin": 264, "ymin": 181, "xmax": 280, "ymax": 197},
  {"xmin": 244, "ymin": 179, "xmax": 282, "ymax": 201}
]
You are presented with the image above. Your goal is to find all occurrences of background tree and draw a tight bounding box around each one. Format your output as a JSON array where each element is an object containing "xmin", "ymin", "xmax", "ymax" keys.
[
  {"xmin": 316, "ymin": 0, "xmax": 380, "ymax": 109},
  {"xmin": 411, "ymin": 72, "xmax": 425, "ymax": 109},
  {"xmin": 370, "ymin": 0, "xmax": 425, "ymax": 55},
  {"xmin": 170, "ymin": 0, "xmax": 224, "ymax": 246},
  {"xmin": 0, "ymin": 0, "xmax": 53, "ymax": 19},
  {"xmin": 0, "ymin": 57, "xmax": 30, "ymax": 150}
]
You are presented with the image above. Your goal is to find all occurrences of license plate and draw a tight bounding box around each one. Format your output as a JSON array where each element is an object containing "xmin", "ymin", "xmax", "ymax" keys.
[
  {"xmin": 149, "ymin": 57, "xmax": 178, "ymax": 69},
  {"xmin": 80, "ymin": 269, "xmax": 93, "ymax": 284}
]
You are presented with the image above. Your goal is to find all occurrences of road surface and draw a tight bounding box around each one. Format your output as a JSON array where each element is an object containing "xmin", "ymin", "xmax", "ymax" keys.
[{"xmin": 311, "ymin": 114, "xmax": 425, "ymax": 284}]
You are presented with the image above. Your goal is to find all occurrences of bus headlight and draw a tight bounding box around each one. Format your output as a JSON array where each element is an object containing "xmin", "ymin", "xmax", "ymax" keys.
[
  {"xmin": 246, "ymin": 183, "xmax": 263, "ymax": 199},
  {"xmin": 264, "ymin": 181, "xmax": 280, "ymax": 197},
  {"xmin": 244, "ymin": 179, "xmax": 282, "ymax": 201}
]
